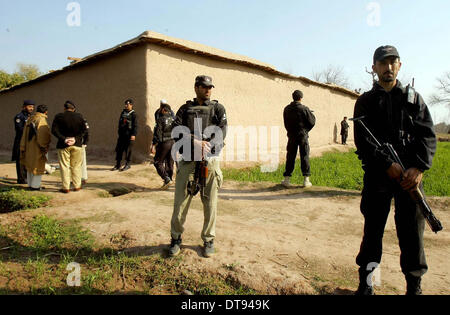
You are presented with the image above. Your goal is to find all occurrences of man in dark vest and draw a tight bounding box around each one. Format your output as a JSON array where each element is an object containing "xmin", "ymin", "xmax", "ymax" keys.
[
  {"xmin": 12, "ymin": 100, "xmax": 35, "ymax": 184},
  {"xmin": 111, "ymin": 99, "xmax": 137, "ymax": 172},
  {"xmin": 281, "ymin": 90, "xmax": 316, "ymax": 188},
  {"xmin": 153, "ymin": 103, "xmax": 175, "ymax": 189},
  {"xmin": 168, "ymin": 75, "xmax": 227, "ymax": 259}
]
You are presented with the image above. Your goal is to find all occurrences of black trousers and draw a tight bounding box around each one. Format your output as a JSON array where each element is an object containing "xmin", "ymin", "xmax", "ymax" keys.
[
  {"xmin": 341, "ymin": 132, "xmax": 348, "ymax": 144},
  {"xmin": 356, "ymin": 174, "xmax": 427, "ymax": 278},
  {"xmin": 283, "ymin": 137, "xmax": 311, "ymax": 177},
  {"xmin": 115, "ymin": 136, "xmax": 134, "ymax": 165},
  {"xmin": 154, "ymin": 140, "xmax": 174, "ymax": 180}
]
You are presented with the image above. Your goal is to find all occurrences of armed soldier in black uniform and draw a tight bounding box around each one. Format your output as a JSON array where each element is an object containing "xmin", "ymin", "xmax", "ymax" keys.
[
  {"xmin": 153, "ymin": 103, "xmax": 175, "ymax": 189},
  {"xmin": 111, "ymin": 99, "xmax": 138, "ymax": 172},
  {"xmin": 353, "ymin": 46, "xmax": 437, "ymax": 295},
  {"xmin": 12, "ymin": 100, "xmax": 35, "ymax": 184},
  {"xmin": 168, "ymin": 75, "xmax": 227, "ymax": 258}
]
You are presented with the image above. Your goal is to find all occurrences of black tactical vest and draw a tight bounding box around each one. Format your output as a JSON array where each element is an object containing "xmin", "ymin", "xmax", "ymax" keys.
[
  {"xmin": 162, "ymin": 115, "xmax": 175, "ymax": 142},
  {"xmin": 120, "ymin": 110, "xmax": 135, "ymax": 131},
  {"xmin": 184, "ymin": 101, "xmax": 216, "ymax": 139}
]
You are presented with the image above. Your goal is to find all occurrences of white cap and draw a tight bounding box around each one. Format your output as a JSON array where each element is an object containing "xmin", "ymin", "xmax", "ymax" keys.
[{"xmin": 160, "ymin": 99, "xmax": 168, "ymax": 105}]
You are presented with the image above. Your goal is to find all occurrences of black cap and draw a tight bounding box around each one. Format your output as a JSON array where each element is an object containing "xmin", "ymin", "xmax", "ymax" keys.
[
  {"xmin": 195, "ymin": 75, "xmax": 215, "ymax": 88},
  {"xmin": 373, "ymin": 45, "xmax": 400, "ymax": 64},
  {"xmin": 293, "ymin": 90, "xmax": 303, "ymax": 101},
  {"xmin": 23, "ymin": 100, "xmax": 35, "ymax": 106},
  {"xmin": 125, "ymin": 99, "xmax": 134, "ymax": 105}
]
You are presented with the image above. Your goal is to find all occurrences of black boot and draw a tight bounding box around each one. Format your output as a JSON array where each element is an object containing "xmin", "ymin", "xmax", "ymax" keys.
[
  {"xmin": 355, "ymin": 268, "xmax": 375, "ymax": 296},
  {"xmin": 406, "ymin": 275, "xmax": 422, "ymax": 295},
  {"xmin": 111, "ymin": 163, "xmax": 121, "ymax": 171},
  {"xmin": 120, "ymin": 164, "xmax": 131, "ymax": 172}
]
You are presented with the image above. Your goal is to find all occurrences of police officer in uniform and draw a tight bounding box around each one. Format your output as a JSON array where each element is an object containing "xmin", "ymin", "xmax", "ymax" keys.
[
  {"xmin": 353, "ymin": 46, "xmax": 436, "ymax": 295},
  {"xmin": 151, "ymin": 99, "xmax": 176, "ymax": 155},
  {"xmin": 169, "ymin": 75, "xmax": 227, "ymax": 258},
  {"xmin": 12, "ymin": 100, "xmax": 35, "ymax": 184},
  {"xmin": 111, "ymin": 99, "xmax": 137, "ymax": 172},
  {"xmin": 153, "ymin": 103, "xmax": 175, "ymax": 189},
  {"xmin": 281, "ymin": 90, "xmax": 316, "ymax": 188},
  {"xmin": 341, "ymin": 117, "xmax": 349, "ymax": 145}
]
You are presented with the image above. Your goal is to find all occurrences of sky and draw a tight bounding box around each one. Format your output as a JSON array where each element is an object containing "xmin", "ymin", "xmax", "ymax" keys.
[{"xmin": 0, "ymin": 0, "xmax": 449, "ymax": 123}]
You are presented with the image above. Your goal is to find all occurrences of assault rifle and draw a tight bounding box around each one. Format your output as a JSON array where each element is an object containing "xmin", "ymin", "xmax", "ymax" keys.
[
  {"xmin": 187, "ymin": 110, "xmax": 210, "ymax": 198},
  {"xmin": 351, "ymin": 116, "xmax": 443, "ymax": 234},
  {"xmin": 187, "ymin": 160, "xmax": 209, "ymax": 198}
]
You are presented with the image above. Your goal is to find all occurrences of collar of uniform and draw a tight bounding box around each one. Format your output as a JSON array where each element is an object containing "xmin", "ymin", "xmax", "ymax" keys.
[
  {"xmin": 373, "ymin": 80, "xmax": 404, "ymax": 93},
  {"xmin": 193, "ymin": 98, "xmax": 211, "ymax": 106}
]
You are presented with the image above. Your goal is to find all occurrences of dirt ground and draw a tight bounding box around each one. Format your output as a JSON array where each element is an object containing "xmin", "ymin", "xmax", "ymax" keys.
[{"xmin": 0, "ymin": 151, "xmax": 449, "ymax": 295}]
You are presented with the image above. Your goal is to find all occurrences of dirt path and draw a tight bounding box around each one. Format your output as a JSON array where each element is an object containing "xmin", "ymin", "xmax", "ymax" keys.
[{"xmin": 1, "ymin": 154, "xmax": 449, "ymax": 295}]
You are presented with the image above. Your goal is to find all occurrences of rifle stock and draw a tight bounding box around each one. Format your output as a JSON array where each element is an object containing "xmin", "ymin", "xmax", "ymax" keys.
[{"xmin": 351, "ymin": 117, "xmax": 443, "ymax": 234}]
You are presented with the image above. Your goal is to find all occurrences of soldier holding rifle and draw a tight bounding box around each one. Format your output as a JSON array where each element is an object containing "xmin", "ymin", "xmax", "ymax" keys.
[{"xmin": 353, "ymin": 46, "xmax": 437, "ymax": 295}]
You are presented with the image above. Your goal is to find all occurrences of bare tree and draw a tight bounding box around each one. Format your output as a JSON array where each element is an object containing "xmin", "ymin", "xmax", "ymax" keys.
[
  {"xmin": 430, "ymin": 72, "xmax": 450, "ymax": 108},
  {"xmin": 312, "ymin": 65, "xmax": 351, "ymax": 89}
]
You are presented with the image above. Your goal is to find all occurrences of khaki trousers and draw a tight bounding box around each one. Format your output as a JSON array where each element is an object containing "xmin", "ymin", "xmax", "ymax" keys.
[
  {"xmin": 171, "ymin": 158, "xmax": 223, "ymax": 243},
  {"xmin": 57, "ymin": 146, "xmax": 83, "ymax": 190}
]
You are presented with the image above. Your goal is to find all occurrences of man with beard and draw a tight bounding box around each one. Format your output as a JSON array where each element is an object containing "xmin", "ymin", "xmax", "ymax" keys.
[
  {"xmin": 353, "ymin": 46, "xmax": 436, "ymax": 295},
  {"xmin": 12, "ymin": 100, "xmax": 35, "ymax": 184},
  {"xmin": 168, "ymin": 75, "xmax": 227, "ymax": 258}
]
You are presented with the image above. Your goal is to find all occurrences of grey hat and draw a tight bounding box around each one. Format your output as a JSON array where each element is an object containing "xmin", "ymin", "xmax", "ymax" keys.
[
  {"xmin": 195, "ymin": 75, "xmax": 215, "ymax": 88},
  {"xmin": 373, "ymin": 45, "xmax": 400, "ymax": 64}
]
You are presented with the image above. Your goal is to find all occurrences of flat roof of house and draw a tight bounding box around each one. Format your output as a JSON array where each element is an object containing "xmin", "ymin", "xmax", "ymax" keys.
[{"xmin": 0, "ymin": 31, "xmax": 359, "ymax": 98}]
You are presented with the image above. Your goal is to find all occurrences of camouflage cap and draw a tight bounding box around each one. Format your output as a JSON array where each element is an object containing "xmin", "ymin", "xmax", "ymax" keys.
[{"xmin": 195, "ymin": 75, "xmax": 215, "ymax": 88}]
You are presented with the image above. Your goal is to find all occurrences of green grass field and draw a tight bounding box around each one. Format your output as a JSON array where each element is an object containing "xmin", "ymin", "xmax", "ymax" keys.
[{"xmin": 223, "ymin": 142, "xmax": 450, "ymax": 197}]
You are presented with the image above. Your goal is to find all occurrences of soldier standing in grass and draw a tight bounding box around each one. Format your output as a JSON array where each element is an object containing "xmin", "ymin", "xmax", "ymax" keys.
[
  {"xmin": 353, "ymin": 46, "xmax": 436, "ymax": 295},
  {"xmin": 281, "ymin": 90, "xmax": 316, "ymax": 188}
]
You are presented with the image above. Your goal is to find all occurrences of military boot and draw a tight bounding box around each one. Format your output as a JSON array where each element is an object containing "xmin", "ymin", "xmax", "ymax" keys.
[
  {"xmin": 281, "ymin": 176, "xmax": 292, "ymax": 188},
  {"xmin": 203, "ymin": 240, "xmax": 215, "ymax": 258},
  {"xmin": 355, "ymin": 268, "xmax": 375, "ymax": 296},
  {"xmin": 406, "ymin": 275, "xmax": 422, "ymax": 295},
  {"xmin": 169, "ymin": 237, "xmax": 182, "ymax": 257}
]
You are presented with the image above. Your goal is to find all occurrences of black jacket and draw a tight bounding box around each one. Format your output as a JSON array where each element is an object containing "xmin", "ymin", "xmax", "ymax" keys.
[
  {"xmin": 353, "ymin": 81, "xmax": 436, "ymax": 173},
  {"xmin": 51, "ymin": 111, "xmax": 87, "ymax": 149},
  {"xmin": 283, "ymin": 102, "xmax": 316, "ymax": 139},
  {"xmin": 12, "ymin": 110, "xmax": 31, "ymax": 161},
  {"xmin": 154, "ymin": 114, "xmax": 175, "ymax": 144},
  {"xmin": 118, "ymin": 109, "xmax": 137, "ymax": 137}
]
